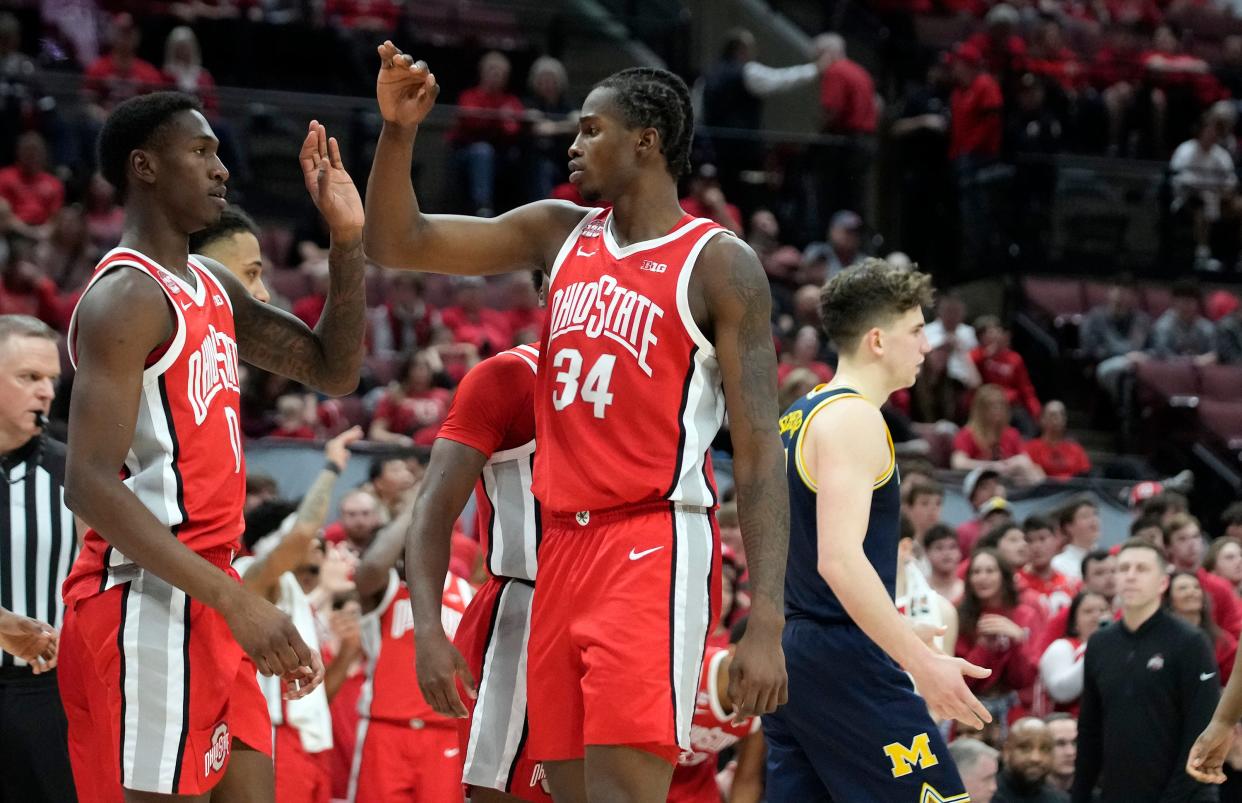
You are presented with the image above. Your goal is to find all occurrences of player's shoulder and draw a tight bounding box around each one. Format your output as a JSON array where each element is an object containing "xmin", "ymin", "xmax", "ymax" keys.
[
  {"xmin": 698, "ymin": 230, "xmax": 759, "ymax": 275},
  {"xmin": 804, "ymin": 391, "xmax": 884, "ymax": 433}
]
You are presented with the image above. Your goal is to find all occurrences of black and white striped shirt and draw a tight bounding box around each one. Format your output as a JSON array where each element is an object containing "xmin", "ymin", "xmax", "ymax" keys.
[{"xmin": 0, "ymin": 435, "xmax": 77, "ymax": 670}]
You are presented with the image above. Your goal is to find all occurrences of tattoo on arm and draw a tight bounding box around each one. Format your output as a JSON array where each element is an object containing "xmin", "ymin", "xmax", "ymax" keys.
[
  {"xmin": 716, "ymin": 242, "xmax": 789, "ymax": 612},
  {"xmin": 230, "ymin": 236, "xmax": 367, "ymax": 394},
  {"xmin": 294, "ymin": 469, "xmax": 338, "ymax": 531}
]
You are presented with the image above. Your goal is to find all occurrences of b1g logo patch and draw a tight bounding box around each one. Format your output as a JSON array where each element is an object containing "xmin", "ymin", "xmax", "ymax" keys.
[{"xmin": 203, "ymin": 722, "xmax": 230, "ymax": 777}]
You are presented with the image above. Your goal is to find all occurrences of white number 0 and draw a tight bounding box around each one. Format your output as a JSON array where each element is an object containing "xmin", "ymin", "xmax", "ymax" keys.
[{"xmin": 551, "ymin": 348, "xmax": 616, "ymax": 419}]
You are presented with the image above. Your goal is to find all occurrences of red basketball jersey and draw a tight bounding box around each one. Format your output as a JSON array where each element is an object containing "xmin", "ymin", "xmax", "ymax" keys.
[
  {"xmin": 667, "ymin": 647, "xmax": 758, "ymax": 803},
  {"xmin": 358, "ymin": 570, "xmax": 473, "ymax": 722},
  {"xmin": 63, "ymin": 248, "xmax": 244, "ymax": 603},
  {"xmin": 533, "ymin": 209, "xmax": 732, "ymax": 513},
  {"xmin": 437, "ymin": 343, "xmax": 540, "ymax": 582}
]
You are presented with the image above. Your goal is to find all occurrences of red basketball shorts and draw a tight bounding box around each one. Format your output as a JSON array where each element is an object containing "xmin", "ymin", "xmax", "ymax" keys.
[
  {"xmin": 348, "ymin": 718, "xmax": 462, "ymax": 803},
  {"xmin": 455, "ymin": 576, "xmax": 551, "ymax": 800},
  {"xmin": 58, "ymin": 567, "xmax": 271, "ymax": 799},
  {"xmin": 273, "ymin": 723, "xmax": 330, "ymax": 803},
  {"xmin": 526, "ymin": 502, "xmax": 721, "ymax": 764}
]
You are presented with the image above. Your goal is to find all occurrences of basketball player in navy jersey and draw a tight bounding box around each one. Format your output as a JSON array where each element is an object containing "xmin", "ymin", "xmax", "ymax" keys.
[
  {"xmin": 365, "ymin": 43, "xmax": 787, "ymax": 803},
  {"xmin": 60, "ymin": 92, "xmax": 367, "ymax": 801},
  {"xmin": 768, "ymin": 259, "xmax": 992, "ymax": 802}
]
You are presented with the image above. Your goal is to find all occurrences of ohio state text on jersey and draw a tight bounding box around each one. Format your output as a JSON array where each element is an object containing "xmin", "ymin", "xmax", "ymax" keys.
[
  {"xmin": 533, "ymin": 209, "xmax": 733, "ymax": 513},
  {"xmin": 64, "ymin": 248, "xmax": 244, "ymax": 601}
]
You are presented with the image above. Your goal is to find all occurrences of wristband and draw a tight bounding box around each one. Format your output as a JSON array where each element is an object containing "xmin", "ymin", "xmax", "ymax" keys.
[{"xmin": 324, "ymin": 461, "xmax": 342, "ymax": 475}]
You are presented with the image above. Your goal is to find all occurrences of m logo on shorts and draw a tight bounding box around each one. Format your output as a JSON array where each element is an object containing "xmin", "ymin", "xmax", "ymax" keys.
[
  {"xmin": 883, "ymin": 732, "xmax": 939, "ymax": 778},
  {"xmin": 203, "ymin": 722, "xmax": 230, "ymax": 778}
]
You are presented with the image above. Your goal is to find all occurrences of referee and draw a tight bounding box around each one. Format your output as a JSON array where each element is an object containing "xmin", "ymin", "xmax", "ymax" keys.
[{"xmin": 0, "ymin": 315, "xmax": 77, "ymax": 802}]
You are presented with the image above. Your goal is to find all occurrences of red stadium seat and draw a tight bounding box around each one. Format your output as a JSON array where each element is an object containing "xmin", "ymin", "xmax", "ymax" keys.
[
  {"xmin": 1197, "ymin": 399, "xmax": 1242, "ymax": 450},
  {"xmin": 1083, "ymin": 281, "xmax": 1112, "ymax": 310},
  {"xmin": 1198, "ymin": 363, "xmax": 1242, "ymax": 402},
  {"xmin": 1141, "ymin": 285, "xmax": 1173, "ymax": 319},
  {"xmin": 1134, "ymin": 359, "xmax": 1199, "ymax": 406},
  {"xmin": 1022, "ymin": 277, "xmax": 1085, "ymax": 321}
]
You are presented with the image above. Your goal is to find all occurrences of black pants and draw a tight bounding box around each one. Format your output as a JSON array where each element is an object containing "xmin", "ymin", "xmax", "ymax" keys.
[{"xmin": 0, "ymin": 670, "xmax": 76, "ymax": 802}]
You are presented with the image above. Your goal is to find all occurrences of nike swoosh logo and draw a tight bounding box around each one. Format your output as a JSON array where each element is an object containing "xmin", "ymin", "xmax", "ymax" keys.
[
  {"xmin": 1201, "ymin": 672, "xmax": 1217, "ymax": 681},
  {"xmin": 444, "ymin": 748, "xmax": 461, "ymax": 758},
  {"xmin": 629, "ymin": 546, "xmax": 663, "ymax": 561},
  {"xmin": 576, "ymin": 248, "xmax": 597, "ymax": 257}
]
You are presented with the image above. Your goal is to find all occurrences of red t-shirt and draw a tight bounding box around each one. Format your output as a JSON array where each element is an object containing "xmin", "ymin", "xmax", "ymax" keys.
[
  {"xmin": 679, "ymin": 196, "xmax": 743, "ymax": 232},
  {"xmin": 436, "ymin": 345, "xmax": 537, "ymax": 455},
  {"xmin": 292, "ymin": 293, "xmax": 326, "ymax": 329},
  {"xmin": 83, "ymin": 55, "xmax": 167, "ymax": 109},
  {"xmin": 1016, "ymin": 569, "xmax": 1080, "ymax": 617},
  {"xmin": 505, "ymin": 307, "xmax": 545, "ymax": 339},
  {"xmin": 820, "ymin": 58, "xmax": 877, "ymax": 134},
  {"xmin": 0, "ymin": 275, "xmax": 61, "ymax": 327},
  {"xmin": 1026, "ymin": 48, "xmax": 1083, "ymax": 91},
  {"xmin": 447, "ymin": 87, "xmax": 525, "ymax": 146},
  {"xmin": 956, "ymin": 602, "xmax": 1042, "ymax": 696},
  {"xmin": 440, "ymin": 305, "xmax": 513, "ymax": 354},
  {"xmin": 1024, "ymin": 438, "xmax": 1092, "ymax": 480},
  {"xmin": 953, "ymin": 425, "xmax": 1025, "ymax": 461},
  {"xmin": 0, "ymin": 167, "xmax": 64, "ymax": 226},
  {"xmin": 373, "ymin": 387, "xmax": 453, "ymax": 444},
  {"xmin": 965, "ymin": 32, "xmax": 1028, "ymax": 77},
  {"xmin": 269, "ymin": 425, "xmax": 316, "ymax": 440},
  {"xmin": 970, "ymin": 347, "xmax": 1042, "ymax": 419},
  {"xmin": 949, "ymin": 72, "xmax": 1003, "ymax": 160}
]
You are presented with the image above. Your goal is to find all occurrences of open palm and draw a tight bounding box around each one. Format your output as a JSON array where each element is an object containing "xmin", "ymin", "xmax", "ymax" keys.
[{"xmin": 300, "ymin": 120, "xmax": 364, "ymax": 236}]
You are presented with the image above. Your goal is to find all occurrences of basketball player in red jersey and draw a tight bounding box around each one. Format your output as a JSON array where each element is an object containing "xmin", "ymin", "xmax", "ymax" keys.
[
  {"xmin": 667, "ymin": 631, "xmax": 765, "ymax": 803},
  {"xmin": 350, "ymin": 491, "xmax": 473, "ymax": 802},
  {"xmin": 406, "ymin": 332, "xmax": 549, "ymax": 803},
  {"xmin": 365, "ymin": 43, "xmax": 788, "ymax": 802},
  {"xmin": 58, "ymin": 91, "xmax": 367, "ymax": 802}
]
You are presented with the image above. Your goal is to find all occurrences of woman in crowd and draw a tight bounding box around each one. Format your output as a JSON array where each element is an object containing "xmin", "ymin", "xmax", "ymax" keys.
[
  {"xmin": 1166, "ymin": 570, "xmax": 1237, "ymax": 684},
  {"xmin": 1038, "ymin": 590, "xmax": 1112, "ymax": 715},
  {"xmin": 951, "ymin": 384, "xmax": 1045, "ymax": 483},
  {"xmin": 368, "ymin": 350, "xmax": 453, "ymax": 446},
  {"xmin": 956, "ymin": 548, "xmax": 1042, "ymax": 732}
]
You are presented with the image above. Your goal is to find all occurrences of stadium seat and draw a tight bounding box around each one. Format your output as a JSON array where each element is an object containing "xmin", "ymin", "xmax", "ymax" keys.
[
  {"xmin": 1198, "ymin": 363, "xmax": 1242, "ymax": 402},
  {"xmin": 1134, "ymin": 359, "xmax": 1199, "ymax": 406},
  {"xmin": 1083, "ymin": 281, "xmax": 1112, "ymax": 311},
  {"xmin": 1141, "ymin": 285, "xmax": 1173, "ymax": 319},
  {"xmin": 1022, "ymin": 277, "xmax": 1085, "ymax": 322},
  {"xmin": 1197, "ymin": 398, "xmax": 1242, "ymax": 451}
]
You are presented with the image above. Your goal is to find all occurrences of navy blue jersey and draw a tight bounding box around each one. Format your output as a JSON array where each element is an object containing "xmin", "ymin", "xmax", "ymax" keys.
[{"xmin": 779, "ymin": 385, "xmax": 900, "ymax": 625}]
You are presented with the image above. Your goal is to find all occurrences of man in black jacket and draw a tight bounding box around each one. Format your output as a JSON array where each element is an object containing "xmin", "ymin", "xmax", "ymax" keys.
[
  {"xmin": 0, "ymin": 314, "xmax": 76, "ymax": 802},
  {"xmin": 995, "ymin": 718, "xmax": 1067, "ymax": 802},
  {"xmin": 1073, "ymin": 539, "xmax": 1219, "ymax": 803}
]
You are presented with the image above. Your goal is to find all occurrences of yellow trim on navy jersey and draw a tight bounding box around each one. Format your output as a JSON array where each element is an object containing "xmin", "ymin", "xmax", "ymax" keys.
[
  {"xmin": 793, "ymin": 390, "xmax": 864, "ymax": 493},
  {"xmin": 795, "ymin": 387, "xmax": 897, "ymax": 493},
  {"xmin": 918, "ymin": 783, "xmax": 971, "ymax": 803}
]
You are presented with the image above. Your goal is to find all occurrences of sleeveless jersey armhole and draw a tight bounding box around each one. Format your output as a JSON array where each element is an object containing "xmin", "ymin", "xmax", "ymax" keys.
[{"xmin": 674, "ymin": 228, "xmax": 734, "ymax": 359}]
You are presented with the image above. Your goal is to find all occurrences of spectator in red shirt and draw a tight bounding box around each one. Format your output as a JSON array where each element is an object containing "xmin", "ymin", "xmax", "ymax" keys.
[
  {"xmin": 0, "ymin": 241, "xmax": 62, "ymax": 327},
  {"xmin": 951, "ymin": 384, "xmax": 1046, "ymax": 484},
  {"xmin": 1025, "ymin": 401, "xmax": 1092, "ymax": 480},
  {"xmin": 679, "ymin": 163, "xmax": 743, "ymax": 235},
  {"xmin": 371, "ymin": 272, "xmax": 438, "ymax": 355},
  {"xmin": 1018, "ymin": 514, "xmax": 1082, "ymax": 619},
  {"xmin": 949, "ymin": 41, "xmax": 1004, "ymax": 271},
  {"xmin": 777, "ymin": 326, "xmax": 834, "ymax": 386},
  {"xmin": 161, "ymin": 26, "xmax": 218, "ymax": 116},
  {"xmin": 321, "ymin": 489, "xmax": 382, "ymax": 553},
  {"xmin": 440, "ymin": 276, "xmax": 513, "ymax": 355},
  {"xmin": 964, "ymin": 4, "xmax": 1027, "ymax": 79},
  {"xmin": 0, "ymin": 131, "xmax": 64, "ymax": 231},
  {"xmin": 448, "ymin": 51, "xmax": 526, "ymax": 217},
  {"xmin": 1166, "ymin": 513, "xmax": 1242, "ymax": 638},
  {"xmin": 1024, "ymin": 18, "xmax": 1082, "ymax": 93},
  {"xmin": 926, "ymin": 523, "xmax": 965, "ymax": 605},
  {"xmin": 503, "ymin": 271, "xmax": 544, "ymax": 344},
  {"xmin": 1142, "ymin": 24, "xmax": 1222, "ymax": 154},
  {"xmin": 956, "ymin": 548, "xmax": 1042, "ymax": 727},
  {"xmin": 83, "ymin": 14, "xmax": 167, "ymax": 119},
  {"xmin": 971, "ymin": 315, "xmax": 1042, "ymax": 433},
  {"xmin": 323, "ymin": 0, "xmax": 402, "ymax": 30},
  {"xmin": 814, "ymin": 32, "xmax": 876, "ymax": 223},
  {"xmin": 292, "ymin": 259, "xmax": 329, "ymax": 329},
  {"xmin": 1167, "ymin": 571, "xmax": 1237, "ymax": 685},
  {"xmin": 368, "ymin": 350, "xmax": 453, "ymax": 447}
]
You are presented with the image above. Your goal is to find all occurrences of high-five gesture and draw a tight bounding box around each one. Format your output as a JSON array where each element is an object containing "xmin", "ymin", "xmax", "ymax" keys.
[
  {"xmin": 376, "ymin": 40, "xmax": 439, "ymax": 129},
  {"xmin": 300, "ymin": 120, "xmax": 364, "ymax": 238}
]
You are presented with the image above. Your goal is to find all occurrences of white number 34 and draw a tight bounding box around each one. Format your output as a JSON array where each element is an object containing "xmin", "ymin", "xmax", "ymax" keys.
[{"xmin": 551, "ymin": 348, "xmax": 616, "ymax": 419}]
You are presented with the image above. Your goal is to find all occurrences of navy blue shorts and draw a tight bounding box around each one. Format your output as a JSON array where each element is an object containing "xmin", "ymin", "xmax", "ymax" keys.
[{"xmin": 764, "ymin": 618, "xmax": 968, "ymax": 802}]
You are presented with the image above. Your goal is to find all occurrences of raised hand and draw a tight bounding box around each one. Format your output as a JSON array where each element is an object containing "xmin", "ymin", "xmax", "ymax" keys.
[
  {"xmin": 325, "ymin": 425, "xmax": 363, "ymax": 471},
  {"xmin": 376, "ymin": 40, "xmax": 439, "ymax": 129},
  {"xmin": 0, "ymin": 611, "xmax": 57, "ymax": 674},
  {"xmin": 299, "ymin": 120, "xmax": 364, "ymax": 238}
]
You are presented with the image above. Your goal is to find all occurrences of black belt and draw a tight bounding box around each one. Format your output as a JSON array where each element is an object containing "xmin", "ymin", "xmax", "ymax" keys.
[{"xmin": 0, "ymin": 666, "xmax": 55, "ymax": 683}]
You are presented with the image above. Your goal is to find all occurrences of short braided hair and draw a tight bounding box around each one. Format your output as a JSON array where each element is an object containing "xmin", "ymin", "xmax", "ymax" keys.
[{"xmin": 595, "ymin": 67, "xmax": 694, "ymax": 178}]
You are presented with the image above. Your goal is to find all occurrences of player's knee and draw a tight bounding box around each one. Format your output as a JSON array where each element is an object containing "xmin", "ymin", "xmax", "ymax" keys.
[{"xmin": 583, "ymin": 745, "xmax": 675, "ymax": 803}]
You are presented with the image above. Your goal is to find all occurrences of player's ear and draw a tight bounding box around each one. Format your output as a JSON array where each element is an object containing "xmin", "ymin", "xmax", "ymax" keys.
[
  {"xmin": 130, "ymin": 148, "xmax": 158, "ymax": 188},
  {"xmin": 637, "ymin": 126, "xmax": 660, "ymax": 160},
  {"xmin": 866, "ymin": 326, "xmax": 883, "ymax": 356}
]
